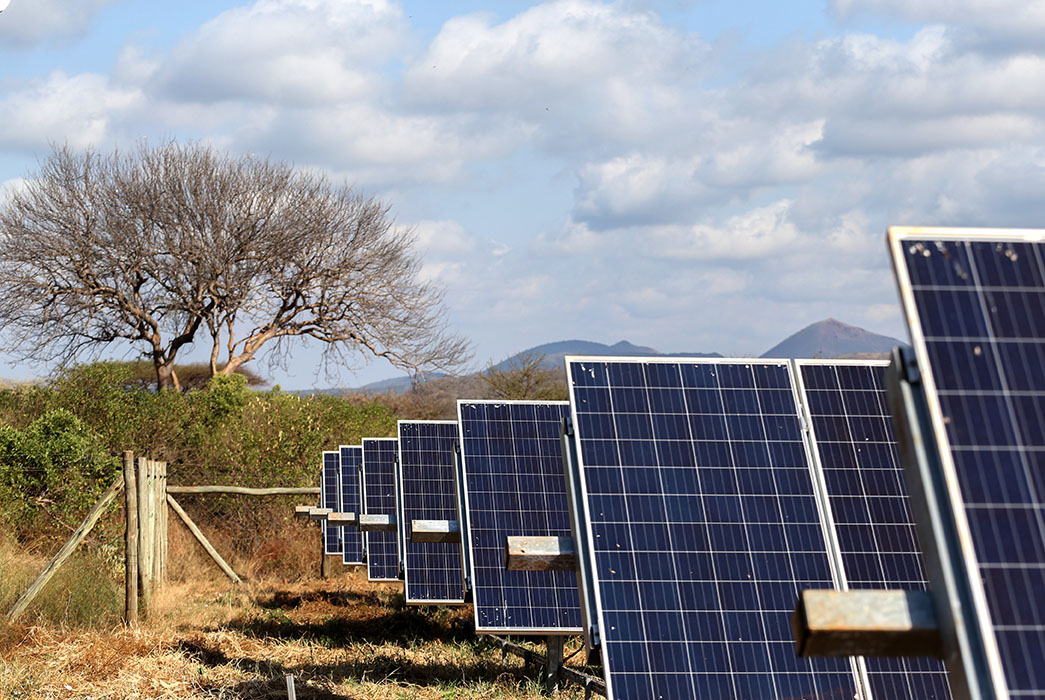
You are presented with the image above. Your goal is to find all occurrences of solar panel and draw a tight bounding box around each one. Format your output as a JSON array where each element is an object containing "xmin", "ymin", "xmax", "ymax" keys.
[
  {"xmin": 339, "ymin": 445, "xmax": 365, "ymax": 566},
  {"xmin": 397, "ymin": 420, "xmax": 466, "ymax": 604},
  {"xmin": 362, "ymin": 438, "xmax": 400, "ymax": 582},
  {"xmin": 321, "ymin": 450, "xmax": 342, "ymax": 555},
  {"xmin": 890, "ymin": 228, "xmax": 1045, "ymax": 699},
  {"xmin": 457, "ymin": 400, "xmax": 583, "ymax": 634},
  {"xmin": 565, "ymin": 356, "xmax": 860, "ymax": 700},
  {"xmin": 795, "ymin": 359, "xmax": 952, "ymax": 700}
]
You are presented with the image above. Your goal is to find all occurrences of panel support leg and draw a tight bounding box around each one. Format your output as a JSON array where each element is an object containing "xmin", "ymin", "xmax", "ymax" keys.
[{"xmin": 545, "ymin": 635, "xmax": 564, "ymax": 696}]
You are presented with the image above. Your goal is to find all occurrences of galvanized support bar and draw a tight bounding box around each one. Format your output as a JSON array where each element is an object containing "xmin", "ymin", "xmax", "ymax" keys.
[
  {"xmin": 308, "ymin": 507, "xmax": 332, "ymax": 521},
  {"xmin": 358, "ymin": 513, "xmax": 396, "ymax": 532},
  {"xmin": 505, "ymin": 536, "xmax": 578, "ymax": 571},
  {"xmin": 327, "ymin": 512, "xmax": 357, "ymax": 525},
  {"xmin": 411, "ymin": 519, "xmax": 460, "ymax": 543},
  {"xmin": 793, "ymin": 589, "xmax": 942, "ymax": 658},
  {"xmin": 888, "ymin": 347, "xmax": 999, "ymax": 700},
  {"xmin": 294, "ymin": 505, "xmax": 312, "ymax": 518}
]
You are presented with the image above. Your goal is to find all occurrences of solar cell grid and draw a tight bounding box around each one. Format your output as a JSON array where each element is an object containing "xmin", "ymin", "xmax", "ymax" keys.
[
  {"xmin": 322, "ymin": 450, "xmax": 342, "ymax": 556},
  {"xmin": 362, "ymin": 438, "xmax": 399, "ymax": 582},
  {"xmin": 397, "ymin": 420, "xmax": 465, "ymax": 604},
  {"xmin": 566, "ymin": 356, "xmax": 859, "ymax": 700},
  {"xmin": 891, "ymin": 229, "xmax": 1045, "ymax": 699},
  {"xmin": 339, "ymin": 445, "xmax": 364, "ymax": 565},
  {"xmin": 796, "ymin": 359, "xmax": 952, "ymax": 700},
  {"xmin": 457, "ymin": 400, "xmax": 583, "ymax": 634}
]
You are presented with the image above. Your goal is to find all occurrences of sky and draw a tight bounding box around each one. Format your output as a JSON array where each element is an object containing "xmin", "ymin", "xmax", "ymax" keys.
[{"xmin": 1, "ymin": 0, "xmax": 1044, "ymax": 389}]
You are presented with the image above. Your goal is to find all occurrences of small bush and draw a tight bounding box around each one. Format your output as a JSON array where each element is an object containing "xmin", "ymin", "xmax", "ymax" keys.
[{"xmin": 0, "ymin": 409, "xmax": 120, "ymax": 538}]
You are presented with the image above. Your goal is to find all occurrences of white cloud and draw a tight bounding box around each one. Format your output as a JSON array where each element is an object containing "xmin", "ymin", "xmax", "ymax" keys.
[
  {"xmin": 647, "ymin": 200, "xmax": 803, "ymax": 261},
  {"xmin": 403, "ymin": 0, "xmax": 708, "ymax": 151},
  {"xmin": 831, "ymin": 0, "xmax": 1045, "ymax": 51},
  {"xmin": 0, "ymin": 71, "xmax": 141, "ymax": 152},
  {"xmin": 0, "ymin": 0, "xmax": 116, "ymax": 47},
  {"xmin": 152, "ymin": 0, "xmax": 407, "ymax": 106},
  {"xmin": 411, "ymin": 219, "xmax": 479, "ymax": 256}
]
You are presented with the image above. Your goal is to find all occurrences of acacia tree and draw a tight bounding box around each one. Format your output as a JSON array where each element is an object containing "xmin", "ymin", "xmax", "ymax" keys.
[
  {"xmin": 480, "ymin": 351, "xmax": 567, "ymax": 400},
  {"xmin": 0, "ymin": 141, "xmax": 470, "ymax": 390}
]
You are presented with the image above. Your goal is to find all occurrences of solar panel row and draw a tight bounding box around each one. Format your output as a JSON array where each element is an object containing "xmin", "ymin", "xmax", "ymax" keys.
[
  {"xmin": 397, "ymin": 420, "xmax": 466, "ymax": 604},
  {"xmin": 797, "ymin": 360, "xmax": 952, "ymax": 700},
  {"xmin": 322, "ymin": 450, "xmax": 342, "ymax": 556},
  {"xmin": 301, "ymin": 227, "xmax": 1045, "ymax": 700},
  {"xmin": 339, "ymin": 444, "xmax": 365, "ymax": 566},
  {"xmin": 362, "ymin": 438, "xmax": 400, "ymax": 582},
  {"xmin": 458, "ymin": 400, "xmax": 583, "ymax": 634}
]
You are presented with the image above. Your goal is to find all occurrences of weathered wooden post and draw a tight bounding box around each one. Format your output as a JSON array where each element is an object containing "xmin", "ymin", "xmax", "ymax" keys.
[
  {"xmin": 122, "ymin": 451, "xmax": 138, "ymax": 626},
  {"xmin": 154, "ymin": 460, "xmax": 167, "ymax": 587},
  {"xmin": 137, "ymin": 457, "xmax": 153, "ymax": 611}
]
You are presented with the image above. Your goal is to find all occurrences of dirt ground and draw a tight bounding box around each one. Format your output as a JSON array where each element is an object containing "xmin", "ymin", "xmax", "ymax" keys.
[{"xmin": 0, "ymin": 567, "xmax": 592, "ymax": 699}]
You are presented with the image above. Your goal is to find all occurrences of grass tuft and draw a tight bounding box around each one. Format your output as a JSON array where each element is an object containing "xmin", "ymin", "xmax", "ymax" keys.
[{"xmin": 0, "ymin": 532, "xmax": 121, "ymax": 629}]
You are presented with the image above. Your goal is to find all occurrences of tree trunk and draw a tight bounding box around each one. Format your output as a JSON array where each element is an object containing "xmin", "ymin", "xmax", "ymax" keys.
[{"xmin": 155, "ymin": 361, "xmax": 176, "ymax": 391}]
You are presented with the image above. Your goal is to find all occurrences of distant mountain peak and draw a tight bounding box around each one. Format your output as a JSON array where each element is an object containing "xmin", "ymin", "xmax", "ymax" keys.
[{"xmin": 761, "ymin": 318, "xmax": 904, "ymax": 359}]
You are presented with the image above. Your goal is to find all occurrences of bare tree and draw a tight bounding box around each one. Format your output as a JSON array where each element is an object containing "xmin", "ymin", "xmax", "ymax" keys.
[{"xmin": 0, "ymin": 141, "xmax": 470, "ymax": 390}]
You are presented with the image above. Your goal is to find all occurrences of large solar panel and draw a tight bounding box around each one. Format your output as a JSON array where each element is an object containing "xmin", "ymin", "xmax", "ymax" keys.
[
  {"xmin": 339, "ymin": 445, "xmax": 365, "ymax": 566},
  {"xmin": 890, "ymin": 228, "xmax": 1045, "ymax": 699},
  {"xmin": 457, "ymin": 400, "xmax": 583, "ymax": 634},
  {"xmin": 362, "ymin": 438, "xmax": 400, "ymax": 582},
  {"xmin": 397, "ymin": 420, "xmax": 466, "ymax": 604},
  {"xmin": 795, "ymin": 359, "xmax": 952, "ymax": 700},
  {"xmin": 321, "ymin": 450, "xmax": 342, "ymax": 555},
  {"xmin": 565, "ymin": 356, "xmax": 860, "ymax": 700}
]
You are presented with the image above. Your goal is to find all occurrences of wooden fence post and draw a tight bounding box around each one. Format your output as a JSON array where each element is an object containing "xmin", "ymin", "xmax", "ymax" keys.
[
  {"xmin": 153, "ymin": 460, "xmax": 166, "ymax": 587},
  {"xmin": 138, "ymin": 458, "xmax": 156, "ymax": 612},
  {"xmin": 122, "ymin": 451, "xmax": 138, "ymax": 626},
  {"xmin": 6, "ymin": 476, "xmax": 124, "ymax": 621}
]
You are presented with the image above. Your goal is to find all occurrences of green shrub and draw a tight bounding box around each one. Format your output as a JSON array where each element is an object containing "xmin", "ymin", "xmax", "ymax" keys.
[{"xmin": 0, "ymin": 409, "xmax": 119, "ymax": 535}]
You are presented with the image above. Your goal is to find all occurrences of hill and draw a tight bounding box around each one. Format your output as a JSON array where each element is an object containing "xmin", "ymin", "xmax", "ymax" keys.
[
  {"xmin": 489, "ymin": 339, "xmax": 721, "ymax": 371},
  {"xmin": 352, "ymin": 320, "xmax": 903, "ymax": 393},
  {"xmin": 760, "ymin": 318, "xmax": 904, "ymax": 359}
]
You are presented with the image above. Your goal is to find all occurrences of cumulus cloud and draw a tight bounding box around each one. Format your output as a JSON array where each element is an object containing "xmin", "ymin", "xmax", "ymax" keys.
[
  {"xmin": 152, "ymin": 0, "xmax": 408, "ymax": 106},
  {"xmin": 0, "ymin": 71, "xmax": 141, "ymax": 152},
  {"xmin": 0, "ymin": 0, "xmax": 116, "ymax": 48},
  {"xmin": 831, "ymin": 0, "xmax": 1045, "ymax": 52},
  {"xmin": 403, "ymin": 0, "xmax": 709, "ymax": 150}
]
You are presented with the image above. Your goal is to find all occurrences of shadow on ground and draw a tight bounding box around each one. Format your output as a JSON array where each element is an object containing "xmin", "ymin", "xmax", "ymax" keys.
[{"xmin": 177, "ymin": 634, "xmax": 531, "ymax": 699}]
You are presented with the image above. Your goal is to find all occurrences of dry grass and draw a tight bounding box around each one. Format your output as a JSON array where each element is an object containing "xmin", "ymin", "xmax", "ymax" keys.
[{"xmin": 0, "ymin": 563, "xmax": 590, "ymax": 699}]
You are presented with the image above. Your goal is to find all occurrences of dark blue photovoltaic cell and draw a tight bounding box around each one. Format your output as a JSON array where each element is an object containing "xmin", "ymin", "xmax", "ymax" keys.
[
  {"xmin": 362, "ymin": 438, "xmax": 399, "ymax": 581},
  {"xmin": 458, "ymin": 401, "xmax": 583, "ymax": 633},
  {"xmin": 896, "ymin": 235, "xmax": 1045, "ymax": 698},
  {"xmin": 398, "ymin": 421, "xmax": 465, "ymax": 604},
  {"xmin": 339, "ymin": 445, "xmax": 364, "ymax": 565},
  {"xmin": 567, "ymin": 357, "xmax": 858, "ymax": 700},
  {"xmin": 799, "ymin": 361, "xmax": 951, "ymax": 700},
  {"xmin": 322, "ymin": 451, "xmax": 342, "ymax": 555}
]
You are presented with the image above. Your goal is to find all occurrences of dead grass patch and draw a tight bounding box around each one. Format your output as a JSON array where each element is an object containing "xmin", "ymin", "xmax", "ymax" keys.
[{"xmin": 1, "ymin": 566, "xmax": 589, "ymax": 699}]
